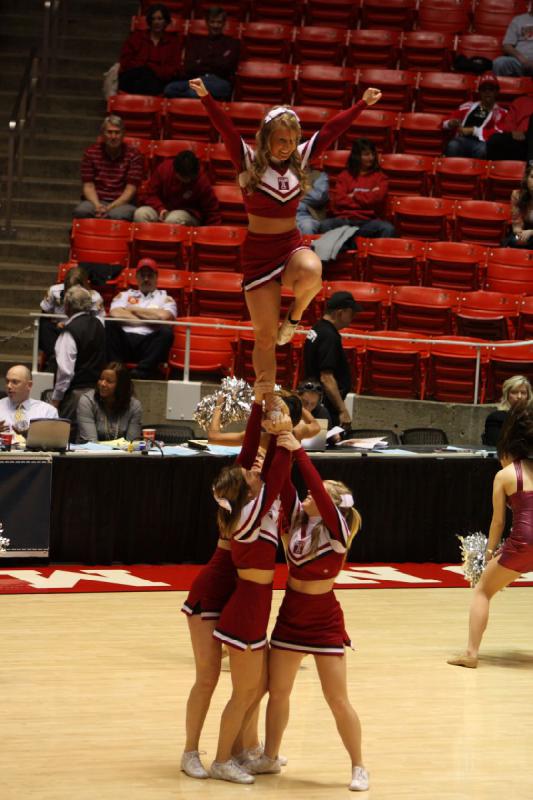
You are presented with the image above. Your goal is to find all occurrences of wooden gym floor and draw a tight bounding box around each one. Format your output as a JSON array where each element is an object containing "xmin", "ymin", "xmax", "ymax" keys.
[{"xmin": 2, "ymin": 586, "xmax": 533, "ymax": 800}]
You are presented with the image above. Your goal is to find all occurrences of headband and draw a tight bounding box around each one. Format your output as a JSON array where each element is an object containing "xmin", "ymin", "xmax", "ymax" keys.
[
  {"xmin": 264, "ymin": 107, "xmax": 300, "ymax": 125},
  {"xmin": 339, "ymin": 494, "xmax": 354, "ymax": 508},
  {"xmin": 213, "ymin": 492, "xmax": 232, "ymax": 513}
]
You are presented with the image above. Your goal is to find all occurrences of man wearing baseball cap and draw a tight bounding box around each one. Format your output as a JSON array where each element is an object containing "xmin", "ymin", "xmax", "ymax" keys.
[
  {"xmin": 303, "ymin": 291, "xmax": 361, "ymax": 429},
  {"xmin": 106, "ymin": 258, "xmax": 177, "ymax": 379},
  {"xmin": 443, "ymin": 74, "xmax": 507, "ymax": 158}
]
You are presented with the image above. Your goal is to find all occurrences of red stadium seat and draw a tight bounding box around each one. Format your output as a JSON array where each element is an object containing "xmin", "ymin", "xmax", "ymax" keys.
[
  {"xmin": 454, "ymin": 200, "xmax": 511, "ymax": 246},
  {"xmin": 168, "ymin": 316, "xmax": 237, "ymax": 376},
  {"xmin": 356, "ymin": 68, "xmax": 416, "ymax": 112},
  {"xmin": 189, "ymin": 226, "xmax": 246, "ymax": 272},
  {"xmin": 417, "ymin": 0, "xmax": 470, "ymax": 34},
  {"xmin": 232, "ymin": 325, "xmax": 300, "ymax": 388},
  {"xmin": 379, "ymin": 153, "xmax": 433, "ymax": 195},
  {"xmin": 390, "ymin": 286, "xmax": 459, "ymax": 335},
  {"xmin": 187, "ymin": 17, "xmax": 241, "ymax": 37},
  {"xmin": 222, "ymin": 101, "xmax": 269, "ymax": 143},
  {"xmin": 428, "ymin": 337, "xmax": 489, "ymax": 403},
  {"xmin": 305, "ymin": 0, "xmax": 360, "ymax": 28},
  {"xmin": 456, "ymin": 34, "xmax": 503, "ymax": 63},
  {"xmin": 397, "ymin": 112, "xmax": 446, "ymax": 156},
  {"xmin": 493, "ymin": 76, "xmax": 533, "ymax": 107},
  {"xmin": 325, "ymin": 280, "xmax": 392, "ymax": 330},
  {"xmin": 416, "ymin": 72, "xmax": 477, "ymax": 115},
  {"xmin": 346, "ymin": 29, "xmax": 401, "ymax": 69},
  {"xmin": 455, "ymin": 290, "xmax": 520, "ymax": 339},
  {"xmin": 131, "ymin": 223, "xmax": 189, "ymax": 269},
  {"xmin": 487, "ymin": 340, "xmax": 533, "ymax": 401},
  {"xmin": 320, "ymin": 150, "xmax": 351, "ymax": 189},
  {"xmin": 424, "ymin": 241, "xmax": 487, "ymax": 291},
  {"xmin": 125, "ymin": 267, "xmax": 191, "ymax": 311},
  {"xmin": 292, "ymin": 106, "xmax": 335, "ymax": 142},
  {"xmin": 400, "ymin": 31, "xmax": 455, "ymax": 72},
  {"xmin": 359, "ymin": 330, "xmax": 429, "ymax": 399},
  {"xmin": 123, "ymin": 136, "xmax": 153, "ymax": 178},
  {"xmin": 206, "ymin": 142, "xmax": 236, "ymax": 184},
  {"xmin": 212, "ymin": 185, "xmax": 247, "ymax": 225},
  {"xmin": 234, "ymin": 61, "xmax": 295, "ymax": 104},
  {"xmin": 70, "ymin": 219, "xmax": 131, "ymax": 266},
  {"xmin": 292, "ymin": 26, "xmax": 347, "ymax": 65},
  {"xmin": 295, "ymin": 65, "xmax": 356, "ymax": 108},
  {"xmin": 149, "ymin": 139, "xmax": 209, "ymax": 170},
  {"xmin": 107, "ymin": 95, "xmax": 163, "ymax": 139},
  {"xmin": 249, "ymin": 0, "xmax": 305, "ymax": 24},
  {"xmin": 360, "ymin": 0, "xmax": 417, "ymax": 31},
  {"xmin": 363, "ymin": 237, "xmax": 425, "ymax": 285},
  {"xmin": 393, "ymin": 196, "xmax": 454, "ymax": 240},
  {"xmin": 193, "ymin": 2, "xmax": 247, "ymax": 21},
  {"xmin": 473, "ymin": 0, "xmax": 528, "ymax": 37},
  {"xmin": 140, "ymin": 0, "xmax": 192, "ymax": 14},
  {"xmin": 517, "ymin": 295, "xmax": 533, "ymax": 339},
  {"xmin": 190, "ymin": 271, "xmax": 246, "ymax": 319},
  {"xmin": 485, "ymin": 161, "xmax": 526, "ymax": 202},
  {"xmin": 239, "ymin": 22, "xmax": 293, "ymax": 62},
  {"xmin": 339, "ymin": 108, "xmax": 399, "ymax": 152},
  {"xmin": 433, "ymin": 157, "xmax": 487, "ymax": 200},
  {"xmin": 485, "ymin": 248, "xmax": 533, "ymax": 294},
  {"xmin": 162, "ymin": 98, "xmax": 216, "ymax": 142}
]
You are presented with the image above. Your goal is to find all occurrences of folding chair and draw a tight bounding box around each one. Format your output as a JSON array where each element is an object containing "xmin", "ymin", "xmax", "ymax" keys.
[
  {"xmin": 304, "ymin": 0, "xmax": 360, "ymax": 28},
  {"xmin": 189, "ymin": 226, "xmax": 246, "ymax": 272},
  {"xmin": 293, "ymin": 106, "xmax": 335, "ymax": 142},
  {"xmin": 222, "ymin": 101, "xmax": 269, "ymax": 143},
  {"xmin": 390, "ymin": 285, "xmax": 459, "ymax": 335},
  {"xmin": 517, "ymin": 295, "xmax": 533, "ymax": 339},
  {"xmin": 70, "ymin": 219, "xmax": 132, "ymax": 266},
  {"xmin": 359, "ymin": 331, "xmax": 429, "ymax": 399},
  {"xmin": 487, "ymin": 341, "xmax": 533, "ymax": 401},
  {"xmin": 295, "ymin": 65, "xmax": 356, "ymax": 108},
  {"xmin": 485, "ymin": 161, "xmax": 526, "ymax": 202},
  {"xmin": 190, "ymin": 271, "xmax": 246, "ymax": 319},
  {"xmin": 363, "ymin": 237, "xmax": 425, "ymax": 285},
  {"xmin": 206, "ymin": 142, "xmax": 236, "ymax": 184},
  {"xmin": 339, "ymin": 109, "xmax": 398, "ymax": 152},
  {"xmin": 456, "ymin": 34, "xmax": 503, "ymax": 64},
  {"xmin": 400, "ymin": 31, "xmax": 454, "ymax": 72},
  {"xmin": 168, "ymin": 316, "xmax": 237, "ymax": 376},
  {"xmin": 234, "ymin": 61, "xmax": 295, "ymax": 104},
  {"xmin": 393, "ymin": 196, "xmax": 454, "ymax": 241},
  {"xmin": 485, "ymin": 248, "xmax": 533, "ymax": 294},
  {"xmin": 454, "ymin": 200, "xmax": 511, "ymax": 246},
  {"xmin": 455, "ymin": 290, "xmax": 520, "ymax": 340},
  {"xmin": 240, "ymin": 22, "xmax": 293, "ymax": 62},
  {"xmin": 212, "ymin": 185, "xmax": 247, "ymax": 225},
  {"xmin": 162, "ymin": 98, "xmax": 216, "ymax": 142},
  {"xmin": 397, "ymin": 112, "xmax": 446, "ymax": 156},
  {"xmin": 417, "ymin": 0, "xmax": 470, "ymax": 33},
  {"xmin": 401, "ymin": 427, "xmax": 449, "ymax": 444},
  {"xmin": 428, "ymin": 336, "xmax": 489, "ymax": 402},
  {"xmin": 292, "ymin": 25, "xmax": 347, "ymax": 65},
  {"xmin": 107, "ymin": 95, "xmax": 163, "ymax": 139},
  {"xmin": 360, "ymin": 0, "xmax": 417, "ymax": 31},
  {"xmin": 130, "ymin": 223, "xmax": 189, "ymax": 269},
  {"xmin": 473, "ymin": 0, "xmax": 528, "ymax": 37},
  {"xmin": 325, "ymin": 279, "xmax": 392, "ymax": 330},
  {"xmin": 249, "ymin": 0, "xmax": 305, "ymax": 24},
  {"xmin": 379, "ymin": 153, "xmax": 433, "ymax": 196},
  {"xmin": 356, "ymin": 68, "xmax": 416, "ymax": 112},
  {"xmin": 433, "ymin": 157, "xmax": 487, "ymax": 200},
  {"xmin": 416, "ymin": 72, "xmax": 476, "ymax": 115},
  {"xmin": 424, "ymin": 241, "xmax": 487, "ymax": 291},
  {"xmin": 346, "ymin": 29, "xmax": 401, "ymax": 69}
]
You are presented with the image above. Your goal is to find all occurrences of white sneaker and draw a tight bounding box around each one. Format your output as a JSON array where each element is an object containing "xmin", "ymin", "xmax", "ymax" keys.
[
  {"xmin": 349, "ymin": 765, "xmax": 369, "ymax": 791},
  {"xmin": 244, "ymin": 754, "xmax": 281, "ymax": 774},
  {"xmin": 276, "ymin": 313, "xmax": 299, "ymax": 346},
  {"xmin": 210, "ymin": 759, "xmax": 255, "ymax": 784},
  {"xmin": 234, "ymin": 744, "xmax": 288, "ymax": 768},
  {"xmin": 180, "ymin": 750, "xmax": 208, "ymax": 779}
]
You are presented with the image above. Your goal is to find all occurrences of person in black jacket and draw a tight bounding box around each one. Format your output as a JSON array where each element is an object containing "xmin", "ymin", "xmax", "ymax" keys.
[{"xmin": 482, "ymin": 374, "xmax": 532, "ymax": 446}]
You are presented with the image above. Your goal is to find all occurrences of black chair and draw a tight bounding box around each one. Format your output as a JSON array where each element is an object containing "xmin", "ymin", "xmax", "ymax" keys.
[
  {"xmin": 148, "ymin": 423, "xmax": 195, "ymax": 445},
  {"xmin": 401, "ymin": 427, "xmax": 449, "ymax": 445},
  {"xmin": 350, "ymin": 428, "xmax": 400, "ymax": 446}
]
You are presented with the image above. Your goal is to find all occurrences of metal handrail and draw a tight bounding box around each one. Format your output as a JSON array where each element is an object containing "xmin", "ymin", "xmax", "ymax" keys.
[{"xmin": 29, "ymin": 312, "xmax": 533, "ymax": 403}]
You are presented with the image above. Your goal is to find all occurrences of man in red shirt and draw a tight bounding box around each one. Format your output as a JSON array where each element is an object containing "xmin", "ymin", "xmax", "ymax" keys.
[
  {"xmin": 134, "ymin": 150, "xmax": 221, "ymax": 226},
  {"xmin": 73, "ymin": 115, "xmax": 143, "ymax": 220},
  {"xmin": 163, "ymin": 6, "xmax": 239, "ymax": 101}
]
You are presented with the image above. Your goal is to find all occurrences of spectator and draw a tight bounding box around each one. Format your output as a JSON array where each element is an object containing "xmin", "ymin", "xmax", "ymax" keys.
[
  {"xmin": 443, "ymin": 75, "xmax": 506, "ymax": 158},
  {"xmin": 493, "ymin": 9, "xmax": 533, "ymax": 77},
  {"xmin": 73, "ymin": 115, "xmax": 143, "ymax": 220},
  {"xmin": 327, "ymin": 139, "xmax": 396, "ymax": 239},
  {"xmin": 39, "ymin": 266, "xmax": 104, "ymax": 369},
  {"xmin": 77, "ymin": 362, "xmax": 143, "ymax": 443},
  {"xmin": 164, "ymin": 6, "xmax": 239, "ymax": 101},
  {"xmin": 51, "ymin": 286, "xmax": 107, "ymax": 421},
  {"xmin": 106, "ymin": 258, "xmax": 177, "ymax": 379},
  {"xmin": 0, "ymin": 365, "xmax": 58, "ymax": 438},
  {"xmin": 296, "ymin": 170, "xmax": 331, "ymax": 235},
  {"xmin": 296, "ymin": 379, "xmax": 333, "ymax": 428},
  {"xmin": 134, "ymin": 150, "xmax": 222, "ymax": 225},
  {"xmin": 486, "ymin": 93, "xmax": 533, "ymax": 162},
  {"xmin": 482, "ymin": 375, "xmax": 532, "ymax": 446},
  {"xmin": 118, "ymin": 3, "xmax": 180, "ymax": 96},
  {"xmin": 303, "ymin": 291, "xmax": 361, "ymax": 429}
]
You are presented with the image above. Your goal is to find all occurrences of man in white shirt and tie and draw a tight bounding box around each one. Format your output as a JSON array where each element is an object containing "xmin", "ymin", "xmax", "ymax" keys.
[{"xmin": 0, "ymin": 364, "xmax": 58, "ymax": 434}]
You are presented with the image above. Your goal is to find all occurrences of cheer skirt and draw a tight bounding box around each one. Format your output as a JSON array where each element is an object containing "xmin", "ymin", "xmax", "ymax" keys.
[
  {"xmin": 213, "ymin": 577, "xmax": 273, "ymax": 650},
  {"xmin": 242, "ymin": 229, "xmax": 311, "ymax": 291},
  {"xmin": 270, "ymin": 586, "xmax": 351, "ymax": 656},
  {"xmin": 181, "ymin": 545, "xmax": 236, "ymax": 620}
]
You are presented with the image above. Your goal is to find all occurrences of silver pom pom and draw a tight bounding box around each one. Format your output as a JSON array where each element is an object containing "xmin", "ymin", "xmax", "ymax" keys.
[
  {"xmin": 0, "ymin": 522, "xmax": 9, "ymax": 554},
  {"xmin": 194, "ymin": 377, "xmax": 254, "ymax": 431},
  {"xmin": 458, "ymin": 531, "xmax": 488, "ymax": 587}
]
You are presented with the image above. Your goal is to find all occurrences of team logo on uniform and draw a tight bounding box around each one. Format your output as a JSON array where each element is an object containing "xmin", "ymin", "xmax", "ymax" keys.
[{"xmin": 278, "ymin": 176, "xmax": 290, "ymax": 191}]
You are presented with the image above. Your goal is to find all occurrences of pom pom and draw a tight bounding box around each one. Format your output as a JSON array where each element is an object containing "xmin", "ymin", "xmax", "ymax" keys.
[
  {"xmin": 194, "ymin": 377, "xmax": 254, "ymax": 431},
  {"xmin": 0, "ymin": 522, "xmax": 10, "ymax": 554},
  {"xmin": 457, "ymin": 531, "xmax": 488, "ymax": 587}
]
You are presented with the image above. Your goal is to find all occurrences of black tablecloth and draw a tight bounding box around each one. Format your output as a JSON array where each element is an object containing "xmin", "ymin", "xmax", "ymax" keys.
[{"xmin": 50, "ymin": 453, "xmax": 500, "ymax": 564}]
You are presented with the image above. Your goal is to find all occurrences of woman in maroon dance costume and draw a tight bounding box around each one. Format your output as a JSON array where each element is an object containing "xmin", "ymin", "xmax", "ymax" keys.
[{"xmin": 449, "ymin": 405, "xmax": 533, "ymax": 668}]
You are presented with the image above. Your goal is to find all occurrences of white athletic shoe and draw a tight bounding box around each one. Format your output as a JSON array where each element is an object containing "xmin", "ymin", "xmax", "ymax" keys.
[
  {"xmin": 349, "ymin": 766, "xmax": 369, "ymax": 791},
  {"xmin": 180, "ymin": 750, "xmax": 209, "ymax": 779},
  {"xmin": 234, "ymin": 744, "xmax": 288, "ymax": 768},
  {"xmin": 210, "ymin": 759, "xmax": 255, "ymax": 784},
  {"xmin": 244, "ymin": 754, "xmax": 281, "ymax": 774},
  {"xmin": 276, "ymin": 313, "xmax": 299, "ymax": 346}
]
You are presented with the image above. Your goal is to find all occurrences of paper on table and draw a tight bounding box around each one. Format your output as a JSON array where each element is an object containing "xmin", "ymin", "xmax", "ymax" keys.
[{"xmin": 335, "ymin": 437, "xmax": 388, "ymax": 449}]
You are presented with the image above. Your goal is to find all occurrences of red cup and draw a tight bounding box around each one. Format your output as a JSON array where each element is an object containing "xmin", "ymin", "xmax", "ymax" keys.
[
  {"xmin": 142, "ymin": 428, "xmax": 156, "ymax": 441},
  {"xmin": 1, "ymin": 432, "xmax": 13, "ymax": 450}
]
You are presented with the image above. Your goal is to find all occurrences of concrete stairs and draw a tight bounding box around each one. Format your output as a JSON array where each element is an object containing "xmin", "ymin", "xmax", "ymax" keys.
[{"xmin": 0, "ymin": 0, "xmax": 137, "ymax": 372}]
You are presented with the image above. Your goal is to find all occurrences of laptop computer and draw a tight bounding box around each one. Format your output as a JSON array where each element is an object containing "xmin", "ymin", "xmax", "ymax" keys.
[
  {"xmin": 301, "ymin": 418, "xmax": 329, "ymax": 451},
  {"xmin": 26, "ymin": 418, "xmax": 71, "ymax": 452}
]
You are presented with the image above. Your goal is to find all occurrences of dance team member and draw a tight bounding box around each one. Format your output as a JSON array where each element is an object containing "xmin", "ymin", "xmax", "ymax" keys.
[
  {"xmin": 449, "ymin": 405, "xmax": 533, "ymax": 669},
  {"xmin": 247, "ymin": 431, "xmax": 368, "ymax": 792},
  {"xmin": 189, "ymin": 76, "xmax": 382, "ymax": 389}
]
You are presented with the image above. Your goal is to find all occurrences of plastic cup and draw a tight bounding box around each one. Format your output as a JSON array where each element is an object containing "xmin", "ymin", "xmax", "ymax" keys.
[
  {"xmin": 142, "ymin": 428, "xmax": 156, "ymax": 441},
  {"xmin": 1, "ymin": 432, "xmax": 13, "ymax": 450}
]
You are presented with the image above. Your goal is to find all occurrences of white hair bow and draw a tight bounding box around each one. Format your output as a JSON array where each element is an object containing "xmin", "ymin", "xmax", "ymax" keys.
[
  {"xmin": 264, "ymin": 107, "xmax": 300, "ymax": 125},
  {"xmin": 213, "ymin": 492, "xmax": 232, "ymax": 513},
  {"xmin": 339, "ymin": 494, "xmax": 354, "ymax": 508}
]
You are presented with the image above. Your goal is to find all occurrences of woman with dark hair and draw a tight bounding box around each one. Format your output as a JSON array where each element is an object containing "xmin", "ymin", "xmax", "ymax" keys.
[
  {"xmin": 505, "ymin": 164, "xmax": 533, "ymax": 248},
  {"xmin": 77, "ymin": 362, "xmax": 142, "ymax": 442},
  {"xmin": 328, "ymin": 138, "xmax": 396, "ymax": 239},
  {"xmin": 118, "ymin": 3, "xmax": 180, "ymax": 96},
  {"xmin": 448, "ymin": 405, "xmax": 533, "ymax": 669}
]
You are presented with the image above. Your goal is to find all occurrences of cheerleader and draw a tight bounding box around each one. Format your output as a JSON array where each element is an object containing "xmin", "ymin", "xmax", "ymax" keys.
[
  {"xmin": 189, "ymin": 76, "xmax": 382, "ymax": 390},
  {"xmin": 246, "ymin": 431, "xmax": 368, "ymax": 792}
]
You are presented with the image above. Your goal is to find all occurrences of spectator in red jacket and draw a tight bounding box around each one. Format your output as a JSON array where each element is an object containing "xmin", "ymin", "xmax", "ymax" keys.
[
  {"xmin": 327, "ymin": 139, "xmax": 396, "ymax": 239},
  {"xmin": 164, "ymin": 6, "xmax": 239, "ymax": 101},
  {"xmin": 486, "ymin": 93, "xmax": 533, "ymax": 162},
  {"xmin": 443, "ymin": 74, "xmax": 506, "ymax": 158},
  {"xmin": 119, "ymin": 3, "xmax": 181, "ymax": 96},
  {"xmin": 134, "ymin": 150, "xmax": 222, "ymax": 226}
]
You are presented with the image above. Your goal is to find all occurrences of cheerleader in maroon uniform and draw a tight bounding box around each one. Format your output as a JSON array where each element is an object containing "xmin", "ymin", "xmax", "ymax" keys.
[
  {"xmin": 189, "ymin": 76, "xmax": 381, "ymax": 391},
  {"xmin": 246, "ymin": 431, "xmax": 368, "ymax": 792},
  {"xmin": 449, "ymin": 406, "xmax": 533, "ymax": 669}
]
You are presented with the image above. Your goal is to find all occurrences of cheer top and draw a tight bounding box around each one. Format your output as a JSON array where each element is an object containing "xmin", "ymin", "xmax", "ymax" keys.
[
  {"xmin": 507, "ymin": 460, "xmax": 533, "ymax": 547},
  {"xmin": 281, "ymin": 448, "xmax": 351, "ymax": 581},
  {"xmin": 201, "ymin": 93, "xmax": 367, "ymax": 219}
]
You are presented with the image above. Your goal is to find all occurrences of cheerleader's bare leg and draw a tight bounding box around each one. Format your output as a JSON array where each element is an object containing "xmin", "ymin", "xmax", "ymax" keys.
[
  {"xmin": 262, "ymin": 648, "xmax": 304, "ymax": 760},
  {"xmin": 282, "ymin": 248, "xmax": 323, "ymax": 324},
  {"xmin": 244, "ymin": 280, "xmax": 281, "ymax": 387},
  {"xmin": 314, "ymin": 654, "xmax": 363, "ymax": 767},
  {"xmin": 185, "ymin": 616, "xmax": 222, "ymax": 751}
]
